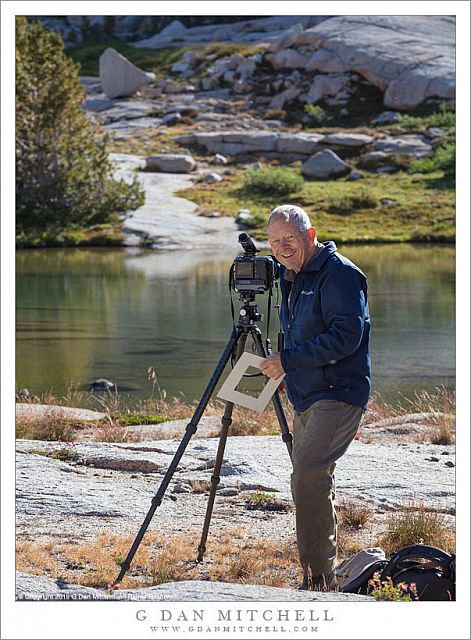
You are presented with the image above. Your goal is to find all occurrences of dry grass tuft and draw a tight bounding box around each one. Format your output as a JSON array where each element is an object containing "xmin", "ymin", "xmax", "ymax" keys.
[
  {"xmin": 18, "ymin": 385, "xmax": 454, "ymax": 446},
  {"xmin": 16, "ymin": 408, "xmax": 78, "ymax": 442},
  {"xmin": 396, "ymin": 386, "xmax": 455, "ymax": 422},
  {"xmin": 359, "ymin": 387, "xmax": 456, "ymax": 445},
  {"xmin": 338, "ymin": 499, "xmax": 374, "ymax": 528},
  {"xmin": 362, "ymin": 387, "xmax": 455, "ymax": 426},
  {"xmin": 379, "ymin": 502, "xmax": 455, "ymax": 556},
  {"xmin": 189, "ymin": 479, "xmax": 212, "ymax": 493},
  {"xmin": 90, "ymin": 419, "xmax": 144, "ymax": 444},
  {"xmin": 430, "ymin": 423, "xmax": 455, "ymax": 445}
]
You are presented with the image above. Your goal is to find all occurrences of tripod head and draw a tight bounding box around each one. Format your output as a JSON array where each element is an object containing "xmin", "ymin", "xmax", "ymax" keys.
[{"xmin": 237, "ymin": 298, "xmax": 262, "ymax": 325}]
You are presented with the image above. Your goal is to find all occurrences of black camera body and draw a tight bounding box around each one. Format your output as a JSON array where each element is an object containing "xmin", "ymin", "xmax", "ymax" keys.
[{"xmin": 232, "ymin": 233, "xmax": 278, "ymax": 294}]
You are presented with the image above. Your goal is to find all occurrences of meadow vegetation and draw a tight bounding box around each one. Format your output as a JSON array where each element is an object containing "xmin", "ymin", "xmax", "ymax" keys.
[
  {"xmin": 177, "ymin": 103, "xmax": 455, "ymax": 242},
  {"xmin": 179, "ymin": 167, "xmax": 455, "ymax": 242}
]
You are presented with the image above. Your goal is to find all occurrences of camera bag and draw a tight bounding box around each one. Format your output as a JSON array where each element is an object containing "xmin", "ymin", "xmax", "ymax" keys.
[{"xmin": 341, "ymin": 544, "xmax": 455, "ymax": 600}]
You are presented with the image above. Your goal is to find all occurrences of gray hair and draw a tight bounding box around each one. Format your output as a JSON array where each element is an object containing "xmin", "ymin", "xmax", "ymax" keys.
[{"xmin": 268, "ymin": 205, "xmax": 312, "ymax": 232}]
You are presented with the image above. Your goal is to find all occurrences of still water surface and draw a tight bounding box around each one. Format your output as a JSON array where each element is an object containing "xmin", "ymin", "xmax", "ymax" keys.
[{"xmin": 16, "ymin": 244, "xmax": 455, "ymax": 407}]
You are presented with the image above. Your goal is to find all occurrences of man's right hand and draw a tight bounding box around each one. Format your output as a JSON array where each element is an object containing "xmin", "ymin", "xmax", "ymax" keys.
[{"xmin": 260, "ymin": 353, "xmax": 285, "ymax": 379}]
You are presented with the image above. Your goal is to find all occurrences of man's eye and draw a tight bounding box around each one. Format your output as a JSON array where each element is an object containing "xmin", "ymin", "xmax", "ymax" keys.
[{"xmin": 271, "ymin": 239, "xmax": 280, "ymax": 244}]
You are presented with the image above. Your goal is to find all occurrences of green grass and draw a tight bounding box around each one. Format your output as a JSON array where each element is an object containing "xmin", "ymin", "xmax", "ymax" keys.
[
  {"xmin": 177, "ymin": 166, "xmax": 455, "ymax": 243},
  {"xmin": 398, "ymin": 105, "xmax": 455, "ymax": 135},
  {"xmin": 114, "ymin": 413, "xmax": 168, "ymax": 426},
  {"xmin": 66, "ymin": 41, "xmax": 192, "ymax": 78}
]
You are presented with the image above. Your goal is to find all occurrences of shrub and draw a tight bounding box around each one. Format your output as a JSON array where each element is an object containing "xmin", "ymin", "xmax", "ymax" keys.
[
  {"xmin": 398, "ymin": 104, "xmax": 455, "ymax": 134},
  {"xmin": 304, "ymin": 104, "xmax": 327, "ymax": 125},
  {"xmin": 369, "ymin": 572, "xmax": 418, "ymax": 601},
  {"xmin": 15, "ymin": 18, "xmax": 144, "ymax": 233},
  {"xmin": 359, "ymin": 152, "xmax": 411, "ymax": 171},
  {"xmin": 409, "ymin": 143, "xmax": 455, "ymax": 179},
  {"xmin": 242, "ymin": 166, "xmax": 304, "ymax": 195},
  {"xmin": 328, "ymin": 189, "xmax": 377, "ymax": 214},
  {"xmin": 433, "ymin": 143, "xmax": 455, "ymax": 174}
]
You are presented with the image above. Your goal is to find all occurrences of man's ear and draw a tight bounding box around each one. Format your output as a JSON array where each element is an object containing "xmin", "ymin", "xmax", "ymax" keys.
[{"xmin": 308, "ymin": 227, "xmax": 317, "ymax": 246}]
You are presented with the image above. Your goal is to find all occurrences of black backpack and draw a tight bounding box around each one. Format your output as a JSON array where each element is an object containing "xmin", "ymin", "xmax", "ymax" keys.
[{"xmin": 341, "ymin": 544, "xmax": 455, "ymax": 601}]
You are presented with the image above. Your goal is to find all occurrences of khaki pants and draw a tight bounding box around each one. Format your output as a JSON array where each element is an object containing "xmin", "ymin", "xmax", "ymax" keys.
[{"xmin": 291, "ymin": 399, "xmax": 364, "ymax": 585}]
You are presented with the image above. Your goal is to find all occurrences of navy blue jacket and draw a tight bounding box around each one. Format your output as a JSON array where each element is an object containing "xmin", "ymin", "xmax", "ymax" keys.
[{"xmin": 278, "ymin": 241, "xmax": 371, "ymax": 412}]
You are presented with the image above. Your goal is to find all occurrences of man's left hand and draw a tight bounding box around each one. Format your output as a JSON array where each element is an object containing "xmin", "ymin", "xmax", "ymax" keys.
[{"xmin": 260, "ymin": 353, "xmax": 285, "ymax": 379}]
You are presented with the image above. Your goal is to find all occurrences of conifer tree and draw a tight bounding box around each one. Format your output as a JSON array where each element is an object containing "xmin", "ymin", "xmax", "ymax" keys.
[{"xmin": 16, "ymin": 17, "xmax": 144, "ymax": 232}]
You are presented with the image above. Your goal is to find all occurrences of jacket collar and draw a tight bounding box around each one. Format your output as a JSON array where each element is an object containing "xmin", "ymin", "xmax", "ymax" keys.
[
  {"xmin": 302, "ymin": 240, "xmax": 337, "ymax": 272},
  {"xmin": 282, "ymin": 241, "xmax": 337, "ymax": 281}
]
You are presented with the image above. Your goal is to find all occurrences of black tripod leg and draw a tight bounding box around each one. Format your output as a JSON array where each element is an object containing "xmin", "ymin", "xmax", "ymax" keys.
[
  {"xmin": 113, "ymin": 325, "xmax": 244, "ymax": 587},
  {"xmin": 251, "ymin": 327, "xmax": 293, "ymax": 461},
  {"xmin": 196, "ymin": 332, "xmax": 248, "ymax": 562}
]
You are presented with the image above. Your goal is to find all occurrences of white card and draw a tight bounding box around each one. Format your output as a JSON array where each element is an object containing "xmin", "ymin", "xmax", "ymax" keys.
[{"xmin": 216, "ymin": 352, "xmax": 285, "ymax": 412}]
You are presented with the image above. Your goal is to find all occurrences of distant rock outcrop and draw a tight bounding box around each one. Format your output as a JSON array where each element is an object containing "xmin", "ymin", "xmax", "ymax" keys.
[{"xmin": 153, "ymin": 15, "xmax": 455, "ymax": 112}]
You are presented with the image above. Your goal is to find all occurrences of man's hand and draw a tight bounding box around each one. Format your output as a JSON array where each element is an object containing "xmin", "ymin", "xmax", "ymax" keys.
[{"xmin": 260, "ymin": 353, "xmax": 285, "ymax": 379}]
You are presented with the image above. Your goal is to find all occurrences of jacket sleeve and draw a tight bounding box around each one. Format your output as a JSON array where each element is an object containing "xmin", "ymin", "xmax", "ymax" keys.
[{"xmin": 280, "ymin": 265, "xmax": 368, "ymax": 372}]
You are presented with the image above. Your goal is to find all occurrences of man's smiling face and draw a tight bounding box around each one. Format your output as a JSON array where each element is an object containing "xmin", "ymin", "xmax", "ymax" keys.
[{"xmin": 268, "ymin": 219, "xmax": 316, "ymax": 273}]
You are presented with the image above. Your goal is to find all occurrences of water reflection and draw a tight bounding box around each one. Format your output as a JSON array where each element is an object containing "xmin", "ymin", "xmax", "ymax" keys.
[{"xmin": 16, "ymin": 245, "xmax": 455, "ymax": 406}]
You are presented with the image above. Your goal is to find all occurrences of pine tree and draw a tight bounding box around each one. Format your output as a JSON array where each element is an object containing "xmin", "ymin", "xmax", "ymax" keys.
[{"xmin": 15, "ymin": 17, "xmax": 144, "ymax": 232}]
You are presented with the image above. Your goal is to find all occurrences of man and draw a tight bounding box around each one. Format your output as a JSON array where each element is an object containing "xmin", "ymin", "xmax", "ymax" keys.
[{"xmin": 260, "ymin": 204, "xmax": 371, "ymax": 591}]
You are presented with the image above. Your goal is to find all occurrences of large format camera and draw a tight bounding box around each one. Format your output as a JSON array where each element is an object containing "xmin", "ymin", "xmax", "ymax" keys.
[{"xmin": 231, "ymin": 233, "xmax": 278, "ymax": 294}]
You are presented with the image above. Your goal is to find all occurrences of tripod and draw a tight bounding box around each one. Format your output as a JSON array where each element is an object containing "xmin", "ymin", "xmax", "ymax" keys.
[{"xmin": 112, "ymin": 293, "xmax": 293, "ymax": 587}]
